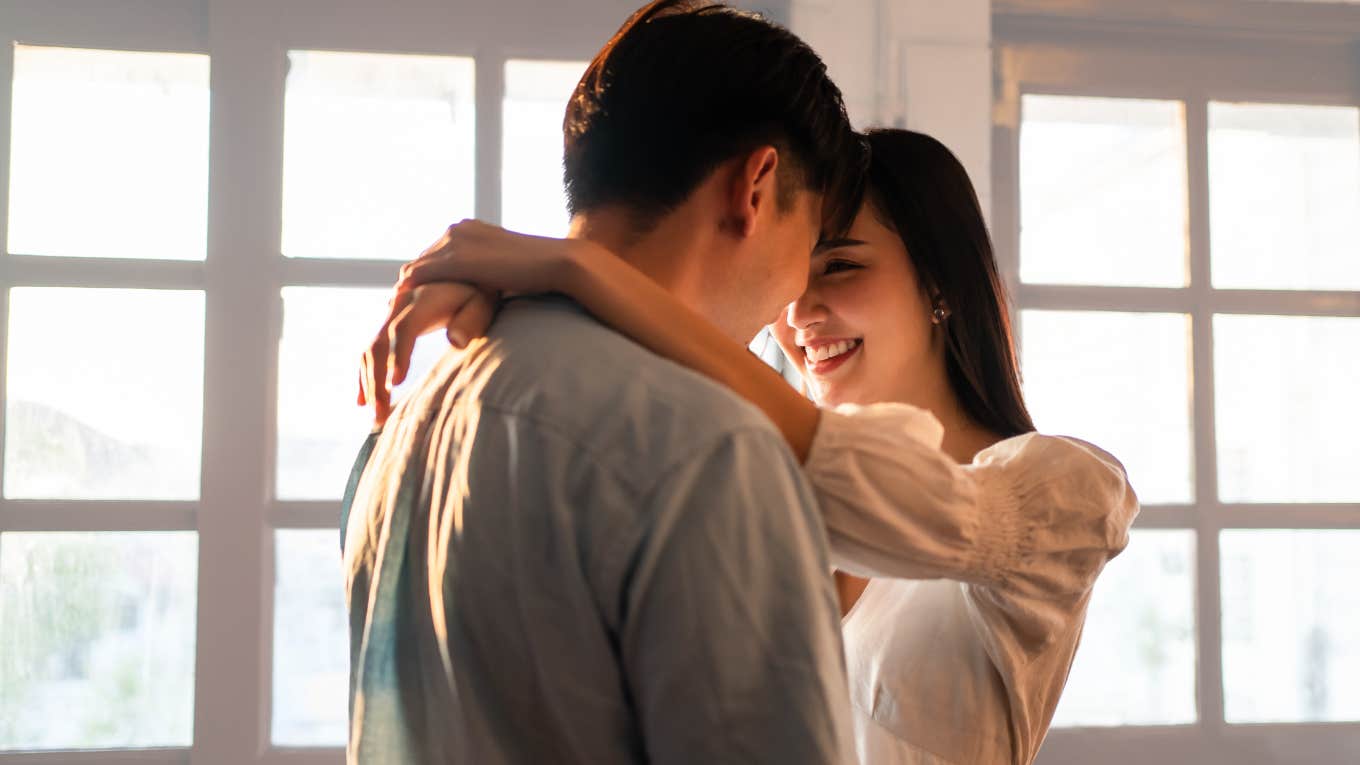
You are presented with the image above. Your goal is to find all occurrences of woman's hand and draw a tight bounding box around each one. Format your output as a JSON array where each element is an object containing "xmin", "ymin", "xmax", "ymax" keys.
[
  {"xmin": 359, "ymin": 219, "xmax": 593, "ymax": 427},
  {"xmin": 397, "ymin": 219, "xmax": 598, "ymax": 296},
  {"xmin": 357, "ymin": 282, "xmax": 495, "ymax": 427}
]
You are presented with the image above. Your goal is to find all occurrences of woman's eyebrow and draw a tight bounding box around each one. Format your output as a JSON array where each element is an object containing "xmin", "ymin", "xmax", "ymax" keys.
[{"xmin": 814, "ymin": 237, "xmax": 867, "ymax": 254}]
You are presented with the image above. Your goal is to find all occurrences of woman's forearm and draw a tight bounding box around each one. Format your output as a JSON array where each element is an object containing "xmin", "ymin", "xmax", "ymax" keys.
[{"xmin": 562, "ymin": 245, "xmax": 821, "ymax": 462}]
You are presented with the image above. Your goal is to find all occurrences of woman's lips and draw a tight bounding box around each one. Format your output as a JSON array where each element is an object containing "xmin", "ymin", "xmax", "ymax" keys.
[{"xmin": 804, "ymin": 339, "xmax": 862, "ymax": 376}]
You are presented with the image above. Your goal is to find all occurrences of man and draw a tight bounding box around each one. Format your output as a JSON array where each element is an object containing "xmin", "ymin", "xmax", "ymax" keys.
[{"xmin": 342, "ymin": 1, "xmax": 867, "ymax": 762}]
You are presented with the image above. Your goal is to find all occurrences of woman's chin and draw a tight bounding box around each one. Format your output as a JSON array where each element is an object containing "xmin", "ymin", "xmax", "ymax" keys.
[
  {"xmin": 814, "ymin": 381, "xmax": 882, "ymax": 410},
  {"xmin": 808, "ymin": 383, "xmax": 848, "ymax": 409},
  {"xmin": 802, "ymin": 370, "xmax": 869, "ymax": 409}
]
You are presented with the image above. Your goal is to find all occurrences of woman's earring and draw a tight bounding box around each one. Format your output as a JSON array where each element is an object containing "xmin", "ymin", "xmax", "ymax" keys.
[{"xmin": 931, "ymin": 306, "xmax": 950, "ymax": 325}]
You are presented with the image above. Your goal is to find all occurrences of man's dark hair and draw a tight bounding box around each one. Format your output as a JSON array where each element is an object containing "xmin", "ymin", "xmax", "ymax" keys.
[{"xmin": 563, "ymin": 0, "xmax": 866, "ymax": 236}]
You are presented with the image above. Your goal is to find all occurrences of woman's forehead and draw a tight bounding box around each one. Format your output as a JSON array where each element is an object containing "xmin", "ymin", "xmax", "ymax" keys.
[{"xmin": 813, "ymin": 236, "xmax": 868, "ymax": 255}]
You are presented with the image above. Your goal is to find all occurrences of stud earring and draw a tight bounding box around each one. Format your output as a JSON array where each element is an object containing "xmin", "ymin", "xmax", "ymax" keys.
[{"xmin": 931, "ymin": 306, "xmax": 950, "ymax": 325}]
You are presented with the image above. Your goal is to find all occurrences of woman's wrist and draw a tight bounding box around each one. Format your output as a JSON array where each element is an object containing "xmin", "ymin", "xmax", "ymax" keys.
[{"xmin": 559, "ymin": 238, "xmax": 609, "ymax": 299}]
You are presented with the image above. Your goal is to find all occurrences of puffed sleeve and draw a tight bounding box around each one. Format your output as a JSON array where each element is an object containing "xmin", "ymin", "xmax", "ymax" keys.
[{"xmin": 807, "ymin": 402, "xmax": 1139, "ymax": 602}]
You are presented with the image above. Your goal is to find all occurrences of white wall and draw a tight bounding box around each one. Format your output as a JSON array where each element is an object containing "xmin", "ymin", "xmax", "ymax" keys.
[{"xmin": 789, "ymin": 0, "xmax": 994, "ymax": 211}]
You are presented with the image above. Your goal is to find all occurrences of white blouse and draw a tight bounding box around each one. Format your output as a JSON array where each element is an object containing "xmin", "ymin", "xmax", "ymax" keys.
[{"xmin": 806, "ymin": 403, "xmax": 1140, "ymax": 765}]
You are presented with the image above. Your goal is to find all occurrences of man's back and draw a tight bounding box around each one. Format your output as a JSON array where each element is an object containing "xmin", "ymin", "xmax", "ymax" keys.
[{"xmin": 342, "ymin": 298, "xmax": 852, "ymax": 764}]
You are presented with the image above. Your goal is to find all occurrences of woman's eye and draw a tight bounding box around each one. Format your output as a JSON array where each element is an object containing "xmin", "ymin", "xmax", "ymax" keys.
[{"xmin": 823, "ymin": 259, "xmax": 861, "ymax": 275}]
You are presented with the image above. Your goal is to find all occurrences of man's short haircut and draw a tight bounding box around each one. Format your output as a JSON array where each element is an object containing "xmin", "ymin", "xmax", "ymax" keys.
[{"xmin": 563, "ymin": 0, "xmax": 867, "ymax": 236}]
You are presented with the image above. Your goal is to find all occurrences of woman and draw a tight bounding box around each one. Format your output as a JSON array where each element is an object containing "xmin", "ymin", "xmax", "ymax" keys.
[{"xmin": 361, "ymin": 129, "xmax": 1139, "ymax": 765}]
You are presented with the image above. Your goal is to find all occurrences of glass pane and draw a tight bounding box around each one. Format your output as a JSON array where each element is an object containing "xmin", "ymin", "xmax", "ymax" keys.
[
  {"xmin": 1052, "ymin": 530, "xmax": 1196, "ymax": 727},
  {"xmin": 7, "ymin": 46, "xmax": 209, "ymax": 260},
  {"xmin": 1021, "ymin": 310, "xmax": 1193, "ymax": 504},
  {"xmin": 0, "ymin": 532, "xmax": 197, "ymax": 750},
  {"xmin": 1020, "ymin": 95, "xmax": 1188, "ymax": 287},
  {"xmin": 502, "ymin": 59, "xmax": 588, "ymax": 237},
  {"xmin": 750, "ymin": 327, "xmax": 802, "ymax": 388},
  {"xmin": 282, "ymin": 51, "xmax": 475, "ymax": 260},
  {"xmin": 1215, "ymin": 315, "xmax": 1360, "ymax": 503},
  {"xmin": 277, "ymin": 288, "xmax": 445, "ymax": 500},
  {"xmin": 1222, "ymin": 530, "xmax": 1360, "ymax": 723},
  {"xmin": 5, "ymin": 288, "xmax": 205, "ymax": 499},
  {"xmin": 272, "ymin": 530, "xmax": 347, "ymax": 747},
  {"xmin": 1209, "ymin": 103, "xmax": 1360, "ymax": 291}
]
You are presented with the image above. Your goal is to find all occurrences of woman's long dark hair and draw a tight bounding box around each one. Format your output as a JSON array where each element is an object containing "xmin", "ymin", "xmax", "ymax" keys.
[{"xmin": 864, "ymin": 129, "xmax": 1035, "ymax": 438}]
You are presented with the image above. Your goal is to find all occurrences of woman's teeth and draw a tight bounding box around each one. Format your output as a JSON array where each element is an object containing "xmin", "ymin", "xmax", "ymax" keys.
[{"xmin": 805, "ymin": 339, "xmax": 861, "ymax": 363}]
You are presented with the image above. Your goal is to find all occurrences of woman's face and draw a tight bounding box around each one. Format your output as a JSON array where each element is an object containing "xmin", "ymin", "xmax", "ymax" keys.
[{"xmin": 771, "ymin": 203, "xmax": 938, "ymax": 408}]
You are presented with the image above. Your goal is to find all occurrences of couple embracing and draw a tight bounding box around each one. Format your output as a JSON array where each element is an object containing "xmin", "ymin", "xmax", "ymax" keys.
[{"xmin": 342, "ymin": 2, "xmax": 1138, "ymax": 763}]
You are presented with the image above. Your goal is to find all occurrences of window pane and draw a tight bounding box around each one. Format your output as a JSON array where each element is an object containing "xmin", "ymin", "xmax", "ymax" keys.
[
  {"xmin": 502, "ymin": 60, "xmax": 588, "ymax": 237},
  {"xmin": 272, "ymin": 530, "xmax": 347, "ymax": 747},
  {"xmin": 1052, "ymin": 530, "xmax": 1196, "ymax": 727},
  {"xmin": 7, "ymin": 45, "xmax": 209, "ymax": 260},
  {"xmin": 5, "ymin": 288, "xmax": 205, "ymax": 499},
  {"xmin": 1222, "ymin": 530, "xmax": 1360, "ymax": 723},
  {"xmin": 0, "ymin": 532, "xmax": 197, "ymax": 750},
  {"xmin": 277, "ymin": 288, "xmax": 445, "ymax": 500},
  {"xmin": 750, "ymin": 327, "xmax": 801, "ymax": 388},
  {"xmin": 1020, "ymin": 95, "xmax": 1188, "ymax": 287},
  {"xmin": 1214, "ymin": 315, "xmax": 1359, "ymax": 503},
  {"xmin": 1021, "ymin": 310, "xmax": 1193, "ymax": 504},
  {"xmin": 1209, "ymin": 103, "xmax": 1360, "ymax": 291},
  {"xmin": 283, "ymin": 51, "xmax": 475, "ymax": 260}
]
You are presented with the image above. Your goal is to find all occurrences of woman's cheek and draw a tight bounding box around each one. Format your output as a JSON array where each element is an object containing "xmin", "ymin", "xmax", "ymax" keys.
[{"xmin": 820, "ymin": 280, "xmax": 868, "ymax": 331}]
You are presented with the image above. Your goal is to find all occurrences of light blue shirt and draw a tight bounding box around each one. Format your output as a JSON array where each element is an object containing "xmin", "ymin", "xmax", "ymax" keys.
[{"xmin": 342, "ymin": 298, "xmax": 853, "ymax": 764}]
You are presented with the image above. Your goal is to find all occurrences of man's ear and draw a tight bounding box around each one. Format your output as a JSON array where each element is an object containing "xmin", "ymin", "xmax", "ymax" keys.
[{"xmin": 726, "ymin": 146, "xmax": 780, "ymax": 237}]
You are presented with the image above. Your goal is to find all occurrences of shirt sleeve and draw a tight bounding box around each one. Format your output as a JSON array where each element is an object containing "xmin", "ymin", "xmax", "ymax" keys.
[
  {"xmin": 620, "ymin": 427, "xmax": 855, "ymax": 765},
  {"xmin": 807, "ymin": 402, "xmax": 1139, "ymax": 602},
  {"xmin": 340, "ymin": 429, "xmax": 383, "ymax": 554}
]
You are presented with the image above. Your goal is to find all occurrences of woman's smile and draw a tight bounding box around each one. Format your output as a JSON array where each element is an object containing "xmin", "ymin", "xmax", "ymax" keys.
[{"xmin": 800, "ymin": 337, "xmax": 863, "ymax": 377}]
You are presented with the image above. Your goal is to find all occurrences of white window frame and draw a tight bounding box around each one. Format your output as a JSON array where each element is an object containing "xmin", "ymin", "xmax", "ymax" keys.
[
  {"xmin": 0, "ymin": 0, "xmax": 786, "ymax": 762},
  {"xmin": 992, "ymin": 2, "xmax": 1360, "ymax": 763},
  {"xmin": 8, "ymin": 1, "xmax": 1355, "ymax": 763}
]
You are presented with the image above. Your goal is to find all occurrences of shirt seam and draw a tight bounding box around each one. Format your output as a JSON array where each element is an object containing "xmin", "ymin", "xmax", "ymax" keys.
[{"xmin": 473, "ymin": 398, "xmax": 788, "ymax": 498}]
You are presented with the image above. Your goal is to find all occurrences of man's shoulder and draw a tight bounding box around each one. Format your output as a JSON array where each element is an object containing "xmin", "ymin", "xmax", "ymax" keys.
[{"xmin": 469, "ymin": 298, "xmax": 784, "ymax": 473}]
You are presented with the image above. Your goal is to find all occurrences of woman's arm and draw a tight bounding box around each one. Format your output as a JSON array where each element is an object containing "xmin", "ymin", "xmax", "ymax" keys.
[
  {"xmin": 376, "ymin": 224, "xmax": 1140, "ymax": 603},
  {"xmin": 380, "ymin": 221, "xmax": 821, "ymax": 460},
  {"xmin": 809, "ymin": 404, "xmax": 1138, "ymax": 593}
]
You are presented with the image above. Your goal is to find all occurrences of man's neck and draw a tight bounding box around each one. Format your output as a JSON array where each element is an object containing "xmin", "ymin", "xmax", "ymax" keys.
[{"xmin": 567, "ymin": 207, "xmax": 707, "ymax": 312}]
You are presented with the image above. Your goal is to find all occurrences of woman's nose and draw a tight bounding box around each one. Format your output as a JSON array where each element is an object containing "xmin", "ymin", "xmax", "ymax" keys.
[{"xmin": 786, "ymin": 287, "xmax": 828, "ymax": 331}]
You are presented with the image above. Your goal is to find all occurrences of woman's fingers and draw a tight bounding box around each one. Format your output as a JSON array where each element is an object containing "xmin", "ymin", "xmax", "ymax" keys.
[
  {"xmin": 359, "ymin": 290, "xmax": 415, "ymax": 426},
  {"xmin": 361, "ymin": 341, "xmax": 393, "ymax": 427},
  {"xmin": 446, "ymin": 289, "xmax": 497, "ymax": 348},
  {"xmin": 387, "ymin": 283, "xmax": 479, "ymax": 387},
  {"xmin": 414, "ymin": 218, "xmax": 474, "ymax": 261},
  {"xmin": 399, "ymin": 255, "xmax": 469, "ymax": 292},
  {"xmin": 363, "ymin": 221, "xmax": 508, "ymax": 427},
  {"xmin": 396, "ymin": 219, "xmax": 570, "ymax": 296},
  {"xmin": 400, "ymin": 219, "xmax": 488, "ymax": 284}
]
